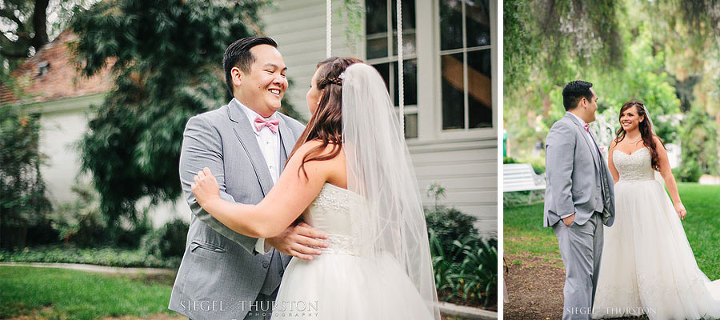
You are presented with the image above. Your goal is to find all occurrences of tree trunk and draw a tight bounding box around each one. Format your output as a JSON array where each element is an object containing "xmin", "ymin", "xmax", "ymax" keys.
[{"xmin": 31, "ymin": 0, "xmax": 50, "ymax": 50}]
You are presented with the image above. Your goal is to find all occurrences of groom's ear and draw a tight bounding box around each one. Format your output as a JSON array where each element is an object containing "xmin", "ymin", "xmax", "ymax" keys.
[{"xmin": 231, "ymin": 66, "xmax": 243, "ymax": 87}]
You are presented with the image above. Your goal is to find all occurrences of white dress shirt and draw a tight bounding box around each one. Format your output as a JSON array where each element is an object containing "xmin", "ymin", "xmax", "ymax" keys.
[{"xmin": 236, "ymin": 99, "xmax": 281, "ymax": 254}]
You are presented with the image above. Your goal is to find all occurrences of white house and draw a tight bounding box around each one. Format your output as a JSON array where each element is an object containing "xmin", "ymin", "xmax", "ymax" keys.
[
  {"xmin": 2, "ymin": 0, "xmax": 498, "ymax": 237},
  {"xmin": 261, "ymin": 0, "xmax": 499, "ymax": 236}
]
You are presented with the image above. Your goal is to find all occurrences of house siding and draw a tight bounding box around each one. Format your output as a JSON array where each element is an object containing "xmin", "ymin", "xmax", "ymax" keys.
[{"xmin": 261, "ymin": 0, "xmax": 498, "ymax": 237}]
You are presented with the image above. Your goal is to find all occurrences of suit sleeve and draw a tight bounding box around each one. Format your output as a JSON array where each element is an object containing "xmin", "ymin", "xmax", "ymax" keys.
[
  {"xmin": 179, "ymin": 115, "xmax": 260, "ymax": 255},
  {"xmin": 545, "ymin": 122, "xmax": 576, "ymax": 217}
]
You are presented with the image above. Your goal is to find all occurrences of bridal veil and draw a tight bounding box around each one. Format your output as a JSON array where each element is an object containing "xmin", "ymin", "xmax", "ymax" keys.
[{"xmin": 341, "ymin": 63, "xmax": 441, "ymax": 319}]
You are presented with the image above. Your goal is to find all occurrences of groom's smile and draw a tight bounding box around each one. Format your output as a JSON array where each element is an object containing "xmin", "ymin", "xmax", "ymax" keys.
[{"xmin": 233, "ymin": 44, "xmax": 288, "ymax": 117}]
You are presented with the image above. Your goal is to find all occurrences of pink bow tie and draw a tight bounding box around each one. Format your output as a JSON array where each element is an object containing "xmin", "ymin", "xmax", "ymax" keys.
[
  {"xmin": 584, "ymin": 123, "xmax": 590, "ymax": 132},
  {"xmin": 254, "ymin": 116, "xmax": 279, "ymax": 134}
]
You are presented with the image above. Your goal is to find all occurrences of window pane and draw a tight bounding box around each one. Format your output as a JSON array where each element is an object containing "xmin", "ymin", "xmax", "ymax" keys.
[
  {"xmin": 392, "ymin": 59, "xmax": 417, "ymax": 106},
  {"xmin": 466, "ymin": 0, "xmax": 491, "ymax": 47},
  {"xmin": 367, "ymin": 36, "xmax": 389, "ymax": 59},
  {"xmin": 468, "ymin": 49, "xmax": 492, "ymax": 128},
  {"xmin": 404, "ymin": 113, "xmax": 418, "ymax": 138},
  {"xmin": 372, "ymin": 62, "xmax": 391, "ymax": 94},
  {"xmin": 392, "ymin": 30, "xmax": 416, "ymax": 57},
  {"xmin": 441, "ymin": 53, "xmax": 464, "ymax": 129},
  {"xmin": 440, "ymin": 0, "xmax": 463, "ymax": 50},
  {"xmin": 391, "ymin": 0, "xmax": 416, "ymax": 31},
  {"xmin": 366, "ymin": 0, "xmax": 388, "ymax": 35}
]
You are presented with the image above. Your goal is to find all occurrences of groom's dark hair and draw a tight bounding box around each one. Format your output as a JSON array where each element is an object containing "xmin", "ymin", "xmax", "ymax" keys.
[
  {"xmin": 562, "ymin": 80, "xmax": 594, "ymax": 111},
  {"xmin": 223, "ymin": 36, "xmax": 279, "ymax": 96}
]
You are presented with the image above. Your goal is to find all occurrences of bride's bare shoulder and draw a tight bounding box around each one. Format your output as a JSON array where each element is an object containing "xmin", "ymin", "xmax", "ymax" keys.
[
  {"xmin": 292, "ymin": 140, "xmax": 347, "ymax": 186},
  {"xmin": 609, "ymin": 138, "xmax": 618, "ymax": 149},
  {"xmin": 291, "ymin": 140, "xmax": 346, "ymax": 168}
]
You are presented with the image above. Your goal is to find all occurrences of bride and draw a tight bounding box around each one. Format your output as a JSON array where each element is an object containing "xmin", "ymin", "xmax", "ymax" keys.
[
  {"xmin": 592, "ymin": 101, "xmax": 720, "ymax": 319},
  {"xmin": 191, "ymin": 57, "xmax": 440, "ymax": 320}
]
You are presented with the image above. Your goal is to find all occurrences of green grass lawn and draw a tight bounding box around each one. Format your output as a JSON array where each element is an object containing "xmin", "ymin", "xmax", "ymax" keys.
[
  {"xmin": 0, "ymin": 266, "xmax": 175, "ymax": 319},
  {"xmin": 504, "ymin": 183, "xmax": 720, "ymax": 278}
]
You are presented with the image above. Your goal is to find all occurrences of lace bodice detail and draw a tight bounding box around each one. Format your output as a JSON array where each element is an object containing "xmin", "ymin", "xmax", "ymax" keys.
[
  {"xmin": 613, "ymin": 148, "xmax": 655, "ymax": 182},
  {"xmin": 302, "ymin": 183, "xmax": 365, "ymax": 256}
]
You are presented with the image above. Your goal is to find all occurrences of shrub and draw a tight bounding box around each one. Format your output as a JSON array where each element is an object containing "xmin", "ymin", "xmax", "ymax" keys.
[
  {"xmin": 429, "ymin": 229, "xmax": 497, "ymax": 307},
  {"xmin": 50, "ymin": 184, "xmax": 106, "ymax": 247},
  {"xmin": 425, "ymin": 206, "xmax": 479, "ymax": 259},
  {"xmin": 141, "ymin": 219, "xmax": 188, "ymax": 258},
  {"xmin": 425, "ymin": 206, "xmax": 497, "ymax": 307},
  {"xmin": 0, "ymin": 245, "xmax": 179, "ymax": 268},
  {"xmin": 676, "ymin": 107, "xmax": 719, "ymax": 182},
  {"xmin": 0, "ymin": 106, "xmax": 52, "ymax": 249}
]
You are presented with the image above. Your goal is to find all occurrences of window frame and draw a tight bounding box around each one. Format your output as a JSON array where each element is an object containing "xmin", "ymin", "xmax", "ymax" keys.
[
  {"xmin": 362, "ymin": 0, "xmax": 498, "ymax": 142},
  {"xmin": 433, "ymin": 0, "xmax": 497, "ymax": 140},
  {"xmin": 364, "ymin": 0, "xmax": 420, "ymax": 139}
]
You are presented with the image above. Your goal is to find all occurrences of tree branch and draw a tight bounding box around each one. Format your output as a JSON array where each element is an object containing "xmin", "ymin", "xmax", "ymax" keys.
[
  {"xmin": 0, "ymin": 31, "xmax": 31, "ymax": 58},
  {"xmin": 0, "ymin": 8, "xmax": 25, "ymax": 29}
]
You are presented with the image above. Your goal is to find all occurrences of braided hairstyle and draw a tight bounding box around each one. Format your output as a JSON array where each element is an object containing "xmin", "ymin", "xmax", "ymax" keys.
[{"xmin": 289, "ymin": 57, "xmax": 363, "ymax": 178}]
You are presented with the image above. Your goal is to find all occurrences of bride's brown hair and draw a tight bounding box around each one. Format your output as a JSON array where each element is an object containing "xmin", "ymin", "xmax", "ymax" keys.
[
  {"xmin": 288, "ymin": 57, "xmax": 363, "ymax": 179},
  {"xmin": 614, "ymin": 101, "xmax": 664, "ymax": 171}
]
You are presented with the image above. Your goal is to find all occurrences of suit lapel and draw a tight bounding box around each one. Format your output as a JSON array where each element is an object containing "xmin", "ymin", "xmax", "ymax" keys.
[
  {"xmin": 227, "ymin": 99, "xmax": 275, "ymax": 196},
  {"xmin": 276, "ymin": 115, "xmax": 298, "ymax": 167},
  {"xmin": 565, "ymin": 113, "xmax": 601, "ymax": 171}
]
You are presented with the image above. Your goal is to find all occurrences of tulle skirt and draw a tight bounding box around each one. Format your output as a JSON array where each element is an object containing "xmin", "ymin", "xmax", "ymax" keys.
[
  {"xmin": 270, "ymin": 252, "xmax": 435, "ymax": 320},
  {"xmin": 592, "ymin": 179, "xmax": 720, "ymax": 320}
]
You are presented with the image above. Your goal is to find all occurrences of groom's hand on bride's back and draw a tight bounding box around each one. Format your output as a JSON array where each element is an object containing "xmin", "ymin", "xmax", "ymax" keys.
[{"xmin": 266, "ymin": 222, "xmax": 328, "ymax": 260}]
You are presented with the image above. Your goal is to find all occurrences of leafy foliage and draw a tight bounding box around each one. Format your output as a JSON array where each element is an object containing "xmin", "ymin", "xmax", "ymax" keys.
[
  {"xmin": 0, "ymin": 0, "xmax": 97, "ymax": 88},
  {"xmin": 503, "ymin": 0, "xmax": 624, "ymax": 90},
  {"xmin": 503, "ymin": 0, "xmax": 539, "ymax": 90},
  {"xmin": 676, "ymin": 107, "xmax": 720, "ymax": 182},
  {"xmin": 69, "ymin": 0, "xmax": 286, "ymax": 235},
  {"xmin": 426, "ymin": 206, "xmax": 497, "ymax": 307},
  {"xmin": 0, "ymin": 245, "xmax": 179, "ymax": 268},
  {"xmin": 140, "ymin": 219, "xmax": 188, "ymax": 259},
  {"xmin": 505, "ymin": 5, "xmax": 684, "ymax": 161},
  {"xmin": 50, "ymin": 183, "xmax": 106, "ymax": 247},
  {"xmin": 0, "ymin": 106, "xmax": 52, "ymax": 249},
  {"xmin": 0, "ymin": 0, "xmax": 50, "ymax": 70}
]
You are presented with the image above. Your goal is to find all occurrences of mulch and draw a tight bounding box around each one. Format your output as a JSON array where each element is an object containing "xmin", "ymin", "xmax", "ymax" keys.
[
  {"xmin": 503, "ymin": 253, "xmax": 647, "ymax": 320},
  {"xmin": 504, "ymin": 253, "xmax": 566, "ymax": 320}
]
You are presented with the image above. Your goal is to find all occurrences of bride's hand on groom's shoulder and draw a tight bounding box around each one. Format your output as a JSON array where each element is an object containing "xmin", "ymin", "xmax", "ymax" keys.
[
  {"xmin": 674, "ymin": 202, "xmax": 687, "ymax": 220},
  {"xmin": 267, "ymin": 222, "xmax": 328, "ymax": 261},
  {"xmin": 191, "ymin": 167, "xmax": 220, "ymax": 207}
]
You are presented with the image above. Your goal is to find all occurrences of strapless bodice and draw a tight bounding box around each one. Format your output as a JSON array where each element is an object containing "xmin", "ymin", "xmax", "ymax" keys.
[
  {"xmin": 613, "ymin": 148, "xmax": 656, "ymax": 182},
  {"xmin": 301, "ymin": 183, "xmax": 366, "ymax": 256}
]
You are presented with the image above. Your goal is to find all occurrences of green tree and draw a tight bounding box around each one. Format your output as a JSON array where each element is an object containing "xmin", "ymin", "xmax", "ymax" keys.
[
  {"xmin": 503, "ymin": 0, "xmax": 624, "ymax": 90},
  {"xmin": 590, "ymin": 24, "xmax": 682, "ymax": 143},
  {"xmin": 0, "ymin": 106, "xmax": 52, "ymax": 249},
  {"xmin": 69, "ymin": 0, "xmax": 283, "ymax": 240},
  {"xmin": 0, "ymin": 0, "xmax": 96, "ymax": 84},
  {"xmin": 676, "ymin": 107, "xmax": 720, "ymax": 182}
]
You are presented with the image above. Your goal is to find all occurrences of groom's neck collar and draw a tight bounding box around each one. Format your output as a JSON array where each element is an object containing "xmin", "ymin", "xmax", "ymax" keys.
[
  {"xmin": 232, "ymin": 98, "xmax": 277, "ymax": 119},
  {"xmin": 568, "ymin": 109, "xmax": 592, "ymax": 124}
]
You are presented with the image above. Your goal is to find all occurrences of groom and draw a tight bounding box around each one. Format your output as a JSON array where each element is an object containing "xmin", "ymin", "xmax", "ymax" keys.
[
  {"xmin": 169, "ymin": 37, "xmax": 326, "ymax": 320},
  {"xmin": 544, "ymin": 80, "xmax": 615, "ymax": 320}
]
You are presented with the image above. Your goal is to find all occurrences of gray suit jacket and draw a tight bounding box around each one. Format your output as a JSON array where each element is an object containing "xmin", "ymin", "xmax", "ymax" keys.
[
  {"xmin": 543, "ymin": 113, "xmax": 615, "ymax": 228},
  {"xmin": 169, "ymin": 99, "xmax": 305, "ymax": 320}
]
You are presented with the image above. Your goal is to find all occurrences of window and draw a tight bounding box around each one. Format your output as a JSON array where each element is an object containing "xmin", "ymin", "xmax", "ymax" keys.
[
  {"xmin": 365, "ymin": 0, "xmax": 418, "ymax": 138},
  {"xmin": 439, "ymin": 0, "xmax": 492, "ymax": 130}
]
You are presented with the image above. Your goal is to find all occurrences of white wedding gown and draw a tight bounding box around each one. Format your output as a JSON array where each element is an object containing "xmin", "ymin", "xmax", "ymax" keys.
[
  {"xmin": 592, "ymin": 147, "xmax": 720, "ymax": 319},
  {"xmin": 270, "ymin": 183, "xmax": 435, "ymax": 320}
]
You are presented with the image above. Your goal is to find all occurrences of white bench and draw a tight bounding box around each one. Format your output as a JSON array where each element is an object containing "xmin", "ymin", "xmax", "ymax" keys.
[{"xmin": 503, "ymin": 163, "xmax": 546, "ymax": 203}]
